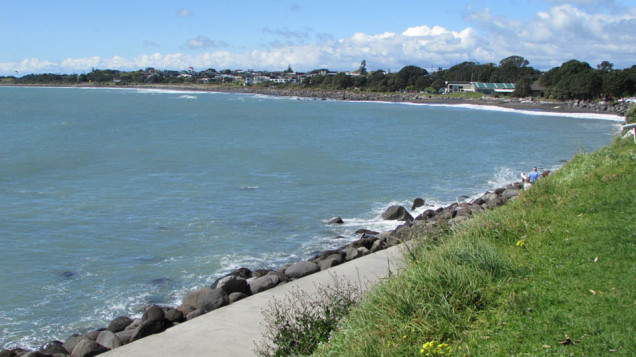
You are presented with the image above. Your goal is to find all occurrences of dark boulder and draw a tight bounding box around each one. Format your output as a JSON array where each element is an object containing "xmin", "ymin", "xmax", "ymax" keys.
[
  {"xmin": 142, "ymin": 305, "xmax": 164, "ymax": 323},
  {"xmin": 164, "ymin": 308, "xmax": 185, "ymax": 324},
  {"xmin": 183, "ymin": 287, "xmax": 228, "ymax": 312},
  {"xmin": 39, "ymin": 341, "xmax": 67, "ymax": 355},
  {"xmin": 114, "ymin": 329, "xmax": 134, "ymax": 346},
  {"xmin": 63, "ymin": 335, "xmax": 84, "ymax": 354},
  {"xmin": 214, "ymin": 275, "xmax": 249, "ymax": 295},
  {"xmin": 228, "ymin": 292, "xmax": 248, "ymax": 304},
  {"xmin": 327, "ymin": 216, "xmax": 344, "ymax": 224},
  {"xmin": 20, "ymin": 352, "xmax": 53, "ymax": 357},
  {"xmin": 501, "ymin": 188, "xmax": 520, "ymax": 201},
  {"xmin": 355, "ymin": 229, "xmax": 379, "ymax": 236},
  {"xmin": 318, "ymin": 254, "xmax": 344, "ymax": 270},
  {"xmin": 185, "ymin": 309, "xmax": 206, "ymax": 321},
  {"xmin": 96, "ymin": 330, "xmax": 121, "ymax": 350},
  {"xmin": 411, "ymin": 198, "xmax": 425, "ymax": 210},
  {"xmin": 351, "ymin": 236, "xmax": 378, "ymax": 250},
  {"xmin": 415, "ymin": 209, "xmax": 435, "ymax": 221},
  {"xmin": 108, "ymin": 316, "xmax": 133, "ymax": 333},
  {"xmin": 249, "ymin": 275, "xmax": 279, "ymax": 294},
  {"xmin": 70, "ymin": 339, "xmax": 107, "ymax": 357},
  {"xmin": 370, "ymin": 239, "xmax": 387, "ymax": 253},
  {"xmin": 285, "ymin": 261, "xmax": 320, "ymax": 279},
  {"xmin": 381, "ymin": 205, "xmax": 413, "ymax": 221}
]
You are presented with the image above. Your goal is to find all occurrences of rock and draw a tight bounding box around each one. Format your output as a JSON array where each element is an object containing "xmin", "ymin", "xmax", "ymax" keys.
[
  {"xmin": 124, "ymin": 319, "xmax": 142, "ymax": 331},
  {"xmin": 70, "ymin": 339, "xmax": 107, "ymax": 357},
  {"xmin": 355, "ymin": 229, "xmax": 379, "ymax": 236},
  {"xmin": 164, "ymin": 308, "xmax": 185, "ymax": 324},
  {"xmin": 114, "ymin": 329, "xmax": 135, "ymax": 346},
  {"xmin": 229, "ymin": 267, "xmax": 253, "ymax": 279},
  {"xmin": 185, "ymin": 308, "xmax": 206, "ymax": 320},
  {"xmin": 411, "ymin": 198, "xmax": 425, "ymax": 210},
  {"xmin": 228, "ymin": 292, "xmax": 248, "ymax": 304},
  {"xmin": 319, "ymin": 254, "xmax": 344, "ymax": 270},
  {"xmin": 96, "ymin": 330, "xmax": 121, "ymax": 350},
  {"xmin": 39, "ymin": 341, "xmax": 67, "ymax": 355},
  {"xmin": 494, "ymin": 187, "xmax": 506, "ymax": 195},
  {"xmin": 252, "ymin": 269, "xmax": 271, "ymax": 278},
  {"xmin": 63, "ymin": 335, "xmax": 84, "ymax": 354},
  {"xmin": 142, "ymin": 305, "xmax": 164, "ymax": 323},
  {"xmin": 183, "ymin": 287, "xmax": 228, "ymax": 312},
  {"xmin": 415, "ymin": 209, "xmax": 435, "ymax": 221},
  {"xmin": 327, "ymin": 216, "xmax": 344, "ymax": 224},
  {"xmin": 0, "ymin": 349, "xmax": 27, "ymax": 357},
  {"xmin": 370, "ymin": 239, "xmax": 386, "ymax": 253},
  {"xmin": 214, "ymin": 275, "xmax": 249, "ymax": 295},
  {"xmin": 82, "ymin": 330, "xmax": 102, "ymax": 342},
  {"xmin": 342, "ymin": 246, "xmax": 362, "ymax": 261},
  {"xmin": 381, "ymin": 205, "xmax": 413, "ymax": 221},
  {"xmin": 249, "ymin": 275, "xmax": 279, "ymax": 294},
  {"xmin": 129, "ymin": 317, "xmax": 165, "ymax": 343},
  {"xmin": 176, "ymin": 304, "xmax": 196, "ymax": 317},
  {"xmin": 20, "ymin": 352, "xmax": 52, "ymax": 357},
  {"xmin": 108, "ymin": 316, "xmax": 133, "ymax": 333},
  {"xmin": 285, "ymin": 261, "xmax": 320, "ymax": 279},
  {"xmin": 350, "ymin": 237, "xmax": 378, "ymax": 250},
  {"xmin": 501, "ymin": 188, "xmax": 520, "ymax": 200}
]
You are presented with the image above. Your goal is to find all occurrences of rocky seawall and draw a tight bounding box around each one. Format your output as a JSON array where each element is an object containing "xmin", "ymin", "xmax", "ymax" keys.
[
  {"xmin": 162, "ymin": 84, "xmax": 632, "ymax": 116},
  {"xmin": 1, "ymin": 179, "xmax": 530, "ymax": 357}
]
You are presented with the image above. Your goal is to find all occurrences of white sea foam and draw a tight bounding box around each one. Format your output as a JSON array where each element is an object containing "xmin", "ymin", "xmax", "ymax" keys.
[
  {"xmin": 419, "ymin": 102, "xmax": 624, "ymax": 121},
  {"xmin": 178, "ymin": 95, "xmax": 198, "ymax": 100}
]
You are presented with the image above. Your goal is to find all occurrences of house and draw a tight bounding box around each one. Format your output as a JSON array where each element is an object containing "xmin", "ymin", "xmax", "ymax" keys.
[
  {"xmin": 444, "ymin": 81, "xmax": 516, "ymax": 95},
  {"xmin": 445, "ymin": 81, "xmax": 472, "ymax": 93}
]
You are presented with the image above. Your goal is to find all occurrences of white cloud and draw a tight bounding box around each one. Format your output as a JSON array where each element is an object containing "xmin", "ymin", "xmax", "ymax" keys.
[
  {"xmin": 183, "ymin": 35, "xmax": 228, "ymax": 50},
  {"xmin": 1, "ymin": 4, "xmax": 634, "ymax": 76}
]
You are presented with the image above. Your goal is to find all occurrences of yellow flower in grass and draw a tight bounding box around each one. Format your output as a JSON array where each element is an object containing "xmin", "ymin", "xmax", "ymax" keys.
[{"xmin": 516, "ymin": 239, "xmax": 526, "ymax": 247}]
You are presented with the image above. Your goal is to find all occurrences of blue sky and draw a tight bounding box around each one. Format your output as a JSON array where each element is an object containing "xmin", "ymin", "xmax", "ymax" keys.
[{"xmin": 1, "ymin": 0, "xmax": 635, "ymax": 75}]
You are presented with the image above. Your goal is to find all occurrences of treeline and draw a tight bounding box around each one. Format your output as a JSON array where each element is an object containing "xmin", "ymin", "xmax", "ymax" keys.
[
  {"xmin": 305, "ymin": 57, "xmax": 636, "ymax": 100},
  {"xmin": 2, "ymin": 56, "xmax": 635, "ymax": 101}
]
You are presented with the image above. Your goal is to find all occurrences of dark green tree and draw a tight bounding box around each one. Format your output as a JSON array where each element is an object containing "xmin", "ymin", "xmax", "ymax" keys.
[{"xmin": 358, "ymin": 60, "xmax": 367, "ymax": 75}]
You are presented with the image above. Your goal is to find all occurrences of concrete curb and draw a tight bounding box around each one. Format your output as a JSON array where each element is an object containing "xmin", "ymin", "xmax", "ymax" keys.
[{"xmin": 102, "ymin": 244, "xmax": 406, "ymax": 356}]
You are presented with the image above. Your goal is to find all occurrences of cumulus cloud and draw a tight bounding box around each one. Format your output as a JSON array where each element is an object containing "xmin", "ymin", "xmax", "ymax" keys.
[
  {"xmin": 183, "ymin": 35, "xmax": 228, "ymax": 50},
  {"xmin": 2, "ymin": 3, "xmax": 634, "ymax": 75}
]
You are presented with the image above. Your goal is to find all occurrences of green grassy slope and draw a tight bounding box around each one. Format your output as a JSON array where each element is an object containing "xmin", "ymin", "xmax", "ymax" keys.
[{"xmin": 314, "ymin": 137, "xmax": 635, "ymax": 356}]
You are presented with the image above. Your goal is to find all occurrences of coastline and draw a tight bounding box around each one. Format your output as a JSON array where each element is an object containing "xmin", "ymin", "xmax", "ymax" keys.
[
  {"xmin": 2, "ymin": 83, "xmax": 629, "ymax": 120},
  {"xmin": 0, "ymin": 86, "xmax": 628, "ymax": 354}
]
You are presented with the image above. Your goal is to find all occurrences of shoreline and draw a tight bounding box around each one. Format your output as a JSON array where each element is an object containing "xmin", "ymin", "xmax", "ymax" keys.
[
  {"xmin": 2, "ymin": 181, "xmax": 528, "ymax": 356},
  {"xmin": 2, "ymin": 83, "xmax": 629, "ymax": 120}
]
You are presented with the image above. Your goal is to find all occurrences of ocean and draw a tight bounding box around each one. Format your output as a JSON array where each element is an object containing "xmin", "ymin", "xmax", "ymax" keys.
[{"xmin": 0, "ymin": 86, "xmax": 622, "ymax": 349}]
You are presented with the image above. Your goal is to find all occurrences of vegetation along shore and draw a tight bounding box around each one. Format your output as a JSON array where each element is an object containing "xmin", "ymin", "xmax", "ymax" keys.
[{"xmin": 2, "ymin": 55, "xmax": 635, "ymax": 116}]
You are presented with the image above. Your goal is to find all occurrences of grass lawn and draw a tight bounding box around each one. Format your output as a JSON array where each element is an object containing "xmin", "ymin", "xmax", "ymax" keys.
[{"xmin": 313, "ymin": 137, "xmax": 635, "ymax": 356}]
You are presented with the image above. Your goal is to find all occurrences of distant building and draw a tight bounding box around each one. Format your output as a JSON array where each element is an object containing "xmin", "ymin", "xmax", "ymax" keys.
[{"xmin": 444, "ymin": 81, "xmax": 516, "ymax": 95}]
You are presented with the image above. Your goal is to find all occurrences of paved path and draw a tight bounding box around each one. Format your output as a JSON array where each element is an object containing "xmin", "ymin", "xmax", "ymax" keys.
[{"xmin": 102, "ymin": 245, "xmax": 406, "ymax": 357}]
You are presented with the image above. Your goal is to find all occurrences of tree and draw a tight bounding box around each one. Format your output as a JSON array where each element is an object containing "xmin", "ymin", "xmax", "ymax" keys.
[
  {"xmin": 499, "ymin": 55, "xmax": 529, "ymax": 68},
  {"xmin": 285, "ymin": 65, "xmax": 293, "ymax": 73},
  {"xmin": 597, "ymin": 61, "xmax": 614, "ymax": 73},
  {"xmin": 358, "ymin": 60, "xmax": 367, "ymax": 76},
  {"xmin": 513, "ymin": 76, "xmax": 533, "ymax": 97},
  {"xmin": 396, "ymin": 65, "xmax": 428, "ymax": 91}
]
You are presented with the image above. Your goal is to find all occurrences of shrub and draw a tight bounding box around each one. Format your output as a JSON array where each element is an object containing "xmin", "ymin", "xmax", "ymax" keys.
[{"xmin": 255, "ymin": 277, "xmax": 362, "ymax": 356}]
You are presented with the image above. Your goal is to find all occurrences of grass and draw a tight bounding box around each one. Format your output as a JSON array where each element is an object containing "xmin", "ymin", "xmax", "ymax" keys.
[{"xmin": 313, "ymin": 136, "xmax": 635, "ymax": 356}]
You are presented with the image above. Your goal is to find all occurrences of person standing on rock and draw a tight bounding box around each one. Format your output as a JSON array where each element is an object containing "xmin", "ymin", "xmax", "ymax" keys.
[{"xmin": 521, "ymin": 166, "xmax": 541, "ymax": 189}]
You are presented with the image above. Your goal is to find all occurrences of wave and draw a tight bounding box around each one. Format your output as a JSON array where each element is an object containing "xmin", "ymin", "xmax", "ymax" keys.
[{"xmin": 418, "ymin": 102, "xmax": 624, "ymax": 121}]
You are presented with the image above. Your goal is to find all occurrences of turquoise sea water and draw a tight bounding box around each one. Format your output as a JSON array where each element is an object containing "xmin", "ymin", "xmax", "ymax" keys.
[{"xmin": 0, "ymin": 86, "xmax": 621, "ymax": 348}]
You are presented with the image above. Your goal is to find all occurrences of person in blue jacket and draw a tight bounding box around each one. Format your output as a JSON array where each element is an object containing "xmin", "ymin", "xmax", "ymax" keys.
[{"xmin": 521, "ymin": 166, "xmax": 541, "ymax": 189}]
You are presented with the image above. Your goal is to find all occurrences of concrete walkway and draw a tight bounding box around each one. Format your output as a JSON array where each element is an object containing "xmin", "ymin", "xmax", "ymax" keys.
[{"xmin": 102, "ymin": 245, "xmax": 406, "ymax": 357}]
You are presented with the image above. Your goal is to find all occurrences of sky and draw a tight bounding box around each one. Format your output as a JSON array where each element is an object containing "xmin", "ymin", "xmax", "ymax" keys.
[{"xmin": 1, "ymin": 0, "xmax": 635, "ymax": 76}]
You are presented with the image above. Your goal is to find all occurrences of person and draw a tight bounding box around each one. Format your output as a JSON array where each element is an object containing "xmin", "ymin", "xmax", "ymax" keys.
[{"xmin": 521, "ymin": 166, "xmax": 541, "ymax": 189}]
